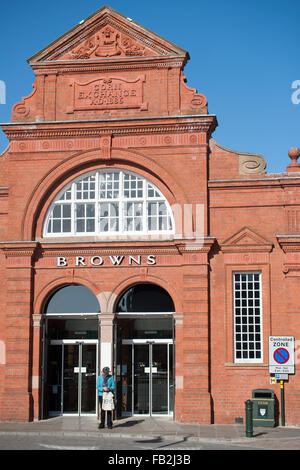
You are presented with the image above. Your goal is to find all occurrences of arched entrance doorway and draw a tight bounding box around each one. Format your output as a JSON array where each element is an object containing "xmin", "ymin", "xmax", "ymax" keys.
[
  {"xmin": 42, "ymin": 284, "xmax": 100, "ymax": 418},
  {"xmin": 115, "ymin": 283, "xmax": 175, "ymax": 417}
]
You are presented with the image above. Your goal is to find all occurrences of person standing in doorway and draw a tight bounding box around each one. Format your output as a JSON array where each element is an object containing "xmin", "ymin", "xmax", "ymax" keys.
[{"xmin": 97, "ymin": 366, "xmax": 115, "ymax": 429}]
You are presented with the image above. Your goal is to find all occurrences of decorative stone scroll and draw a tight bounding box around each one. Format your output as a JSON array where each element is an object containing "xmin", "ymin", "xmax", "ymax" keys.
[
  {"xmin": 180, "ymin": 72, "xmax": 207, "ymax": 114},
  {"xmin": 210, "ymin": 140, "xmax": 266, "ymax": 176},
  {"xmin": 68, "ymin": 75, "xmax": 147, "ymax": 113},
  {"xmin": 11, "ymin": 83, "xmax": 37, "ymax": 121},
  {"xmin": 239, "ymin": 154, "xmax": 266, "ymax": 175}
]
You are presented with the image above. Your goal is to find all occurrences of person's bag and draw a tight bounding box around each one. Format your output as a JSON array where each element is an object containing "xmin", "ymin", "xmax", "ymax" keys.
[{"xmin": 102, "ymin": 391, "xmax": 115, "ymax": 410}]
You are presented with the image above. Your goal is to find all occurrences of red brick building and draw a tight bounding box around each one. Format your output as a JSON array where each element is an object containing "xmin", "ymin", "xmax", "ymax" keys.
[{"xmin": 0, "ymin": 5, "xmax": 300, "ymax": 424}]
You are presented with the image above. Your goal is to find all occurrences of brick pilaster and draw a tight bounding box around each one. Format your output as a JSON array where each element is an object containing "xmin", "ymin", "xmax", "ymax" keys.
[{"xmin": 0, "ymin": 242, "xmax": 37, "ymax": 421}]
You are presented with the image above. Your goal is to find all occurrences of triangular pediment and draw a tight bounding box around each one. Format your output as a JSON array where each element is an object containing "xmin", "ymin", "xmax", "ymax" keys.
[
  {"xmin": 28, "ymin": 5, "xmax": 188, "ymax": 65},
  {"xmin": 221, "ymin": 227, "xmax": 273, "ymax": 252}
]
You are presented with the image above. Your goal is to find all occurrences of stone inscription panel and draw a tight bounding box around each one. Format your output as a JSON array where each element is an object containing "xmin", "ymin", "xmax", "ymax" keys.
[{"xmin": 70, "ymin": 75, "xmax": 147, "ymax": 112}]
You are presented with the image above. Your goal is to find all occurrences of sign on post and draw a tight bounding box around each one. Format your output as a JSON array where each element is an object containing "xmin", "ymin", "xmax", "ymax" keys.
[{"xmin": 269, "ymin": 336, "xmax": 295, "ymax": 374}]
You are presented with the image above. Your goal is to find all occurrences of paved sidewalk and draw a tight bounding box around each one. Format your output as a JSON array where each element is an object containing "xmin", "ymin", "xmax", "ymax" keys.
[{"xmin": 0, "ymin": 416, "xmax": 300, "ymax": 449}]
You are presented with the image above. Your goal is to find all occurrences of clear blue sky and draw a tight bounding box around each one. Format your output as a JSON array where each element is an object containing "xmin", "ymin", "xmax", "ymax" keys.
[{"xmin": 0, "ymin": 0, "xmax": 299, "ymax": 174}]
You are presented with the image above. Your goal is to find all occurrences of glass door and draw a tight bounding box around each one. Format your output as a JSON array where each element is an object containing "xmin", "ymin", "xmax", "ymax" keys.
[
  {"xmin": 152, "ymin": 344, "xmax": 169, "ymax": 414},
  {"xmin": 47, "ymin": 340, "xmax": 97, "ymax": 416},
  {"xmin": 121, "ymin": 340, "xmax": 173, "ymax": 416},
  {"xmin": 81, "ymin": 343, "xmax": 97, "ymax": 413},
  {"xmin": 134, "ymin": 344, "xmax": 150, "ymax": 414},
  {"xmin": 46, "ymin": 343, "xmax": 62, "ymax": 416},
  {"xmin": 63, "ymin": 343, "xmax": 79, "ymax": 413}
]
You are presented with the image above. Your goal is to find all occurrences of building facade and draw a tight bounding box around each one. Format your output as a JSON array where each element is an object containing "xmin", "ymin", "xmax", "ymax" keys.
[{"xmin": 0, "ymin": 6, "xmax": 300, "ymax": 424}]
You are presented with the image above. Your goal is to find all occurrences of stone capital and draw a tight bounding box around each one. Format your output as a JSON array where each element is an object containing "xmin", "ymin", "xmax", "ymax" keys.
[
  {"xmin": 173, "ymin": 312, "xmax": 183, "ymax": 327},
  {"xmin": 32, "ymin": 314, "xmax": 42, "ymax": 328}
]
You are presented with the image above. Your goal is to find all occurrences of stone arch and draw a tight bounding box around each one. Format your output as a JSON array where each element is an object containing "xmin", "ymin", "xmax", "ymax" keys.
[
  {"xmin": 104, "ymin": 274, "xmax": 180, "ymax": 314},
  {"xmin": 43, "ymin": 284, "xmax": 100, "ymax": 314},
  {"xmin": 34, "ymin": 277, "xmax": 102, "ymax": 315},
  {"xmin": 116, "ymin": 283, "xmax": 175, "ymax": 313}
]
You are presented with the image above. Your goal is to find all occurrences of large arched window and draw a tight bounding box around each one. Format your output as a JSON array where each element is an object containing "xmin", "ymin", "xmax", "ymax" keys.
[
  {"xmin": 44, "ymin": 284, "xmax": 100, "ymax": 314},
  {"xmin": 43, "ymin": 169, "xmax": 174, "ymax": 237},
  {"xmin": 116, "ymin": 284, "xmax": 175, "ymax": 313}
]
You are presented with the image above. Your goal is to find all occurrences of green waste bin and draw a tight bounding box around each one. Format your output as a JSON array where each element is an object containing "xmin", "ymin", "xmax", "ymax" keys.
[{"xmin": 252, "ymin": 389, "xmax": 275, "ymax": 427}]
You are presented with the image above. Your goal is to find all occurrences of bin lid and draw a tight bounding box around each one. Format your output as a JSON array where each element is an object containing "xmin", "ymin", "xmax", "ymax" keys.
[{"xmin": 252, "ymin": 389, "xmax": 275, "ymax": 398}]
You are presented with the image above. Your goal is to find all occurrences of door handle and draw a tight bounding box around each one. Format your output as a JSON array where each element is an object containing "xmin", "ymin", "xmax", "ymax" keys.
[{"xmin": 74, "ymin": 367, "xmax": 87, "ymax": 373}]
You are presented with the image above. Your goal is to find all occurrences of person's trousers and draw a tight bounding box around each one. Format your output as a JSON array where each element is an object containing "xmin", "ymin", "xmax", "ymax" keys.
[{"xmin": 99, "ymin": 396, "xmax": 112, "ymax": 426}]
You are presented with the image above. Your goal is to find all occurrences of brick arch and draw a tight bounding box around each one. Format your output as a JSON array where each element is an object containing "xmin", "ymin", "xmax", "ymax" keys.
[
  {"xmin": 111, "ymin": 148, "xmax": 187, "ymax": 202},
  {"xmin": 34, "ymin": 276, "xmax": 102, "ymax": 314},
  {"xmin": 22, "ymin": 147, "xmax": 188, "ymax": 240},
  {"xmin": 104, "ymin": 274, "xmax": 181, "ymax": 314}
]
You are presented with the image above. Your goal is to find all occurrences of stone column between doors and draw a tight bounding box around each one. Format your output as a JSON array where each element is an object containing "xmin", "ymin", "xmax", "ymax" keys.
[{"xmin": 98, "ymin": 313, "xmax": 115, "ymax": 372}]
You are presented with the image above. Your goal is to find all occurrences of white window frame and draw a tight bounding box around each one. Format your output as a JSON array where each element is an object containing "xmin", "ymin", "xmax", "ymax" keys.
[
  {"xmin": 43, "ymin": 169, "xmax": 175, "ymax": 238},
  {"xmin": 233, "ymin": 271, "xmax": 263, "ymax": 363}
]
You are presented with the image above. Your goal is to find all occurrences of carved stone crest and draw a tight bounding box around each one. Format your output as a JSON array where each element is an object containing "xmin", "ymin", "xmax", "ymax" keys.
[{"xmin": 70, "ymin": 26, "xmax": 147, "ymax": 59}]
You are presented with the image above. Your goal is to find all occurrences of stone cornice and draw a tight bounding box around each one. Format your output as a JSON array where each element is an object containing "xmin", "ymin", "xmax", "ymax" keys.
[
  {"xmin": 220, "ymin": 245, "xmax": 273, "ymax": 254},
  {"xmin": 32, "ymin": 56, "xmax": 187, "ymax": 75},
  {"xmin": 209, "ymin": 177, "xmax": 300, "ymax": 189},
  {"xmin": 0, "ymin": 241, "xmax": 39, "ymax": 257},
  {"xmin": 174, "ymin": 238, "xmax": 216, "ymax": 254},
  {"xmin": 39, "ymin": 237, "xmax": 216, "ymax": 257},
  {"xmin": 1, "ymin": 116, "xmax": 217, "ymax": 141},
  {"xmin": 277, "ymin": 235, "xmax": 300, "ymax": 253},
  {"xmin": 0, "ymin": 238, "xmax": 216, "ymax": 258},
  {"xmin": 277, "ymin": 235, "xmax": 300, "ymax": 276}
]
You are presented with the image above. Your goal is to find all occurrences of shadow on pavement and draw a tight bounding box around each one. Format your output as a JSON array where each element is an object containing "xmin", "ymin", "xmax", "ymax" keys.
[{"xmin": 113, "ymin": 419, "xmax": 145, "ymax": 428}]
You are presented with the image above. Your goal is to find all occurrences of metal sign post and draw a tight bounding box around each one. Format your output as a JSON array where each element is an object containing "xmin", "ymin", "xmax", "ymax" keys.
[{"xmin": 280, "ymin": 380, "xmax": 285, "ymax": 427}]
